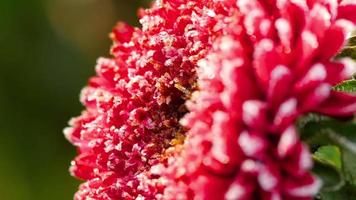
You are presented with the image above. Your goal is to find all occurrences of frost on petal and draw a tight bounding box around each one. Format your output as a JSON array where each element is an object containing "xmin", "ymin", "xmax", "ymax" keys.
[{"xmin": 65, "ymin": 0, "xmax": 356, "ymax": 199}]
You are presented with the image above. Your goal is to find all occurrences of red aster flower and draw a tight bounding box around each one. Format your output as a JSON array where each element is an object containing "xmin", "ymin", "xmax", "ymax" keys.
[
  {"xmin": 65, "ymin": 0, "xmax": 237, "ymax": 199},
  {"xmin": 65, "ymin": 0, "xmax": 356, "ymax": 199},
  {"xmin": 155, "ymin": 0, "xmax": 356, "ymax": 200}
]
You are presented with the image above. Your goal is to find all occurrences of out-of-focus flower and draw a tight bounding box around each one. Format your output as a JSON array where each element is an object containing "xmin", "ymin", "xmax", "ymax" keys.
[
  {"xmin": 65, "ymin": 0, "xmax": 356, "ymax": 199},
  {"xmin": 156, "ymin": 1, "xmax": 356, "ymax": 200}
]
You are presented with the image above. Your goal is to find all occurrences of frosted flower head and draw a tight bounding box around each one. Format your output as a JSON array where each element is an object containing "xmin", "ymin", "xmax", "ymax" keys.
[{"xmin": 65, "ymin": 0, "xmax": 356, "ymax": 199}]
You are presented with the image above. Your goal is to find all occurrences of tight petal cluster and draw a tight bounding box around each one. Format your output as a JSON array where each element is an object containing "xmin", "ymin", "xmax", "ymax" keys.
[
  {"xmin": 65, "ymin": 0, "xmax": 237, "ymax": 199},
  {"xmin": 65, "ymin": 0, "xmax": 356, "ymax": 199},
  {"xmin": 156, "ymin": 1, "xmax": 356, "ymax": 200}
]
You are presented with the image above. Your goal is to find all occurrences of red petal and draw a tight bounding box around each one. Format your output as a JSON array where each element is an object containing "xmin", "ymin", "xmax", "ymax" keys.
[
  {"xmin": 267, "ymin": 65, "xmax": 293, "ymax": 110},
  {"xmin": 337, "ymin": 4, "xmax": 356, "ymax": 23},
  {"xmin": 242, "ymin": 100, "xmax": 268, "ymax": 130},
  {"xmin": 317, "ymin": 22, "xmax": 348, "ymax": 60},
  {"xmin": 315, "ymin": 91, "xmax": 356, "ymax": 116}
]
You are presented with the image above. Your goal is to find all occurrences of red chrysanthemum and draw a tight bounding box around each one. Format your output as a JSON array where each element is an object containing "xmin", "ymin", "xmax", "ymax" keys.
[
  {"xmin": 155, "ymin": 1, "xmax": 356, "ymax": 200},
  {"xmin": 65, "ymin": 0, "xmax": 356, "ymax": 199},
  {"xmin": 65, "ymin": 0, "xmax": 238, "ymax": 199}
]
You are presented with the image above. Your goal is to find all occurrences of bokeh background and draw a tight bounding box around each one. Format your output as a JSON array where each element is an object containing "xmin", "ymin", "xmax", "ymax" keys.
[{"xmin": 0, "ymin": 0, "xmax": 149, "ymax": 199}]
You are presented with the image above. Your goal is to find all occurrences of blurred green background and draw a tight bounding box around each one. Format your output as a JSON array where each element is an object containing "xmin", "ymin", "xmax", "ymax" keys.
[{"xmin": 0, "ymin": 0, "xmax": 149, "ymax": 199}]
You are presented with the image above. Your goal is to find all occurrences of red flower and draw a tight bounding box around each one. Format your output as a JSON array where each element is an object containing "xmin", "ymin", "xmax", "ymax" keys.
[
  {"xmin": 157, "ymin": 1, "xmax": 356, "ymax": 200},
  {"xmin": 65, "ymin": 1, "xmax": 237, "ymax": 199},
  {"xmin": 65, "ymin": 0, "xmax": 356, "ymax": 199}
]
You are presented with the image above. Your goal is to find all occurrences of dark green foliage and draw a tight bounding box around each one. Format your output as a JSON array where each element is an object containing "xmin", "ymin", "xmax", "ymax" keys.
[{"xmin": 334, "ymin": 80, "xmax": 356, "ymax": 93}]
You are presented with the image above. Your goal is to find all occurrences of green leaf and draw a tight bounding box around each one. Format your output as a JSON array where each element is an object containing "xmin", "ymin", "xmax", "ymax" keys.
[
  {"xmin": 325, "ymin": 121, "xmax": 356, "ymax": 154},
  {"xmin": 341, "ymin": 149, "xmax": 356, "ymax": 186},
  {"xmin": 313, "ymin": 146, "xmax": 344, "ymax": 192},
  {"xmin": 317, "ymin": 154, "xmax": 356, "ymax": 199},
  {"xmin": 347, "ymin": 35, "xmax": 356, "ymax": 47},
  {"xmin": 314, "ymin": 145, "xmax": 342, "ymax": 170},
  {"xmin": 308, "ymin": 120, "xmax": 356, "ymax": 186},
  {"xmin": 316, "ymin": 184, "xmax": 356, "ymax": 200},
  {"xmin": 298, "ymin": 116, "xmax": 356, "ymax": 199},
  {"xmin": 333, "ymin": 80, "xmax": 356, "ymax": 93},
  {"xmin": 298, "ymin": 114, "xmax": 334, "ymax": 148},
  {"xmin": 337, "ymin": 35, "xmax": 356, "ymax": 60},
  {"xmin": 299, "ymin": 116, "xmax": 356, "ymax": 150},
  {"xmin": 337, "ymin": 46, "xmax": 356, "ymax": 61},
  {"xmin": 313, "ymin": 161, "xmax": 344, "ymax": 192}
]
